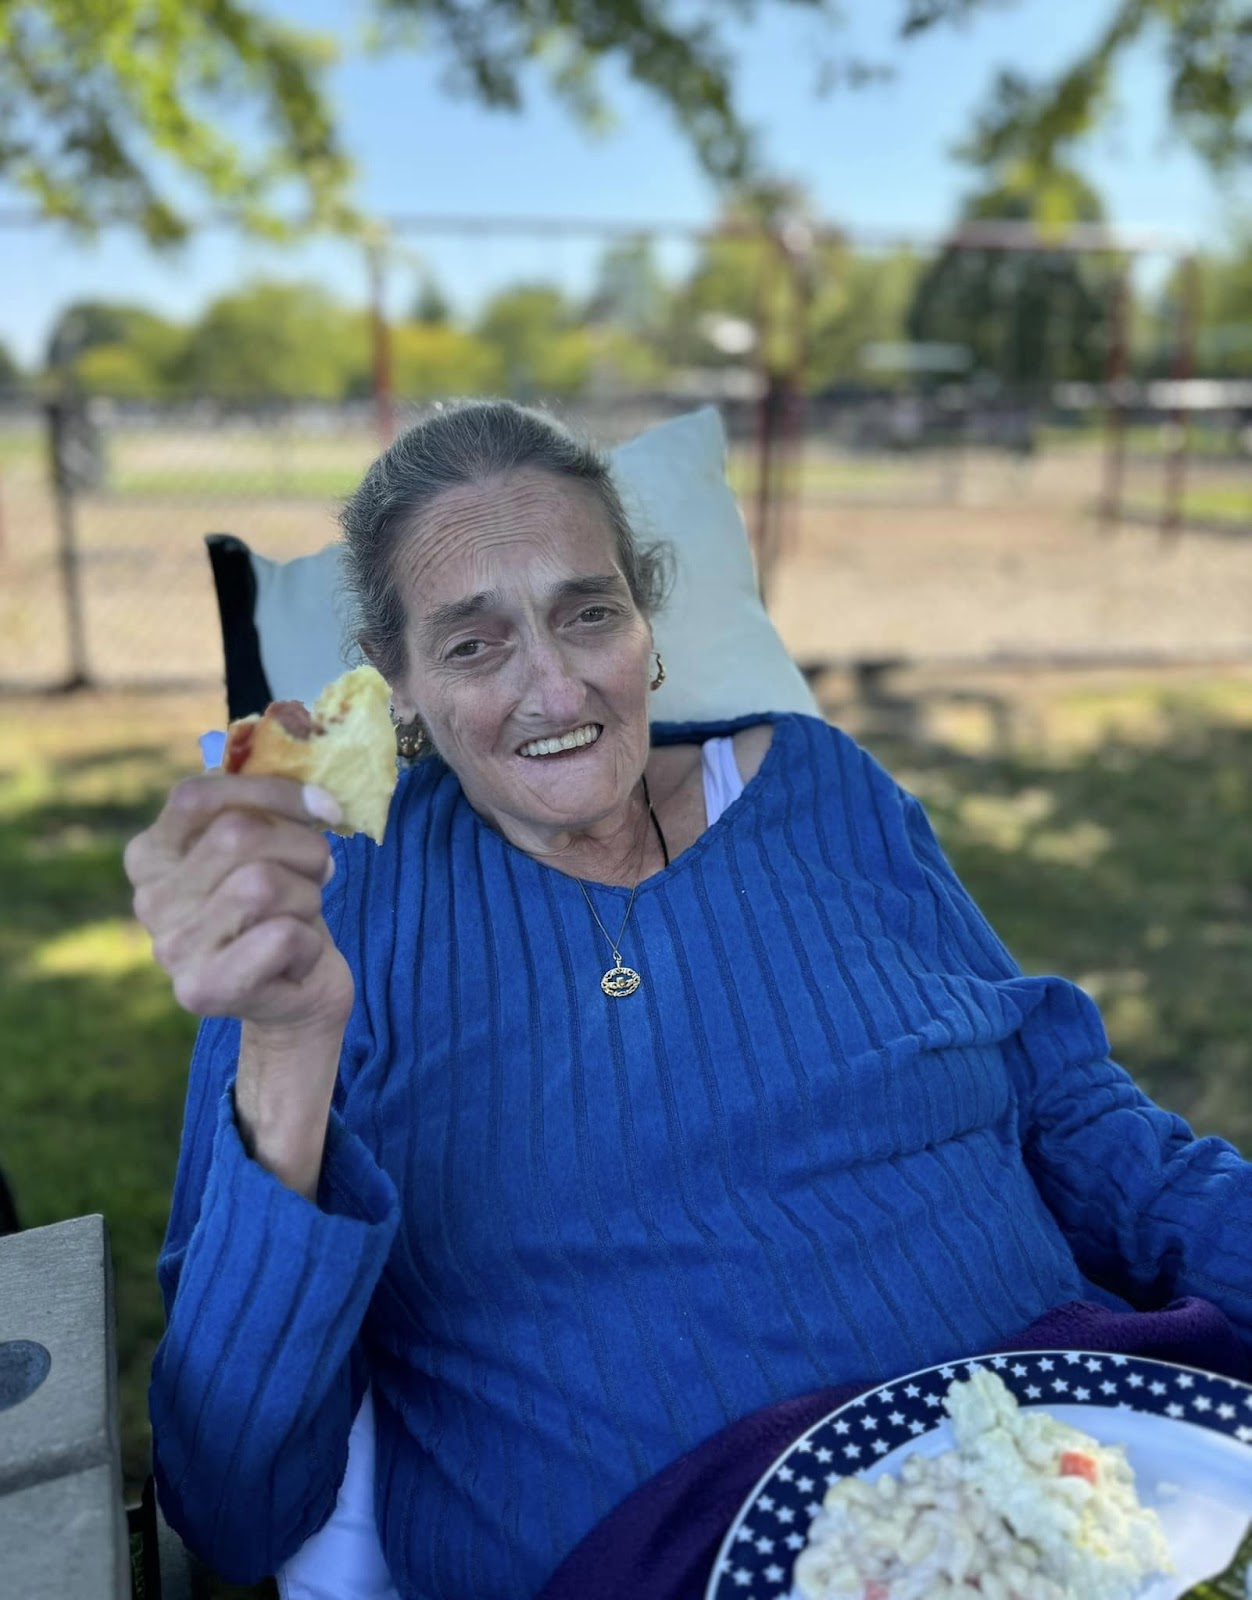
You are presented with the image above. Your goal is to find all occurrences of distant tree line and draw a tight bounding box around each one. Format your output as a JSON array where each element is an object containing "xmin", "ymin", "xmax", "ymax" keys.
[
  {"xmin": 3, "ymin": 188, "xmax": 1250, "ymax": 406},
  {"xmin": 5, "ymin": 0, "xmax": 1248, "ymax": 403}
]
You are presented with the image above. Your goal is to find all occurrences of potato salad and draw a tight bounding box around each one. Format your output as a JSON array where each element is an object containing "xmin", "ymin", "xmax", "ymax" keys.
[{"xmin": 792, "ymin": 1367, "xmax": 1173, "ymax": 1600}]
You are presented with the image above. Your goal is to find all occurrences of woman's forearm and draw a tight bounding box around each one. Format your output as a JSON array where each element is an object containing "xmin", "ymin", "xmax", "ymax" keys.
[{"xmin": 235, "ymin": 1020, "xmax": 346, "ymax": 1200}]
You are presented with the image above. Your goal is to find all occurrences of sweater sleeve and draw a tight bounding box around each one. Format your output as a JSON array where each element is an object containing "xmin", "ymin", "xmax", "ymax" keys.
[
  {"xmin": 898, "ymin": 786, "xmax": 1252, "ymax": 1347},
  {"xmin": 150, "ymin": 841, "xmax": 400, "ymax": 1583}
]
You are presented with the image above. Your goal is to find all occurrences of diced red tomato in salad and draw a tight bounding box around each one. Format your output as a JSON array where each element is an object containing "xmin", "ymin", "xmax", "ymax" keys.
[{"xmin": 1059, "ymin": 1449, "xmax": 1099, "ymax": 1483}]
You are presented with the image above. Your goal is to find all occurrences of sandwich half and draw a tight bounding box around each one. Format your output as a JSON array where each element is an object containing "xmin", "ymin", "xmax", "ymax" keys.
[{"xmin": 223, "ymin": 664, "xmax": 398, "ymax": 843}]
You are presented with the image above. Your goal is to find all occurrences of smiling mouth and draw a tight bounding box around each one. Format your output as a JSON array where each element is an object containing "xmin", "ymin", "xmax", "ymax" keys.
[{"xmin": 517, "ymin": 723, "xmax": 602, "ymax": 758}]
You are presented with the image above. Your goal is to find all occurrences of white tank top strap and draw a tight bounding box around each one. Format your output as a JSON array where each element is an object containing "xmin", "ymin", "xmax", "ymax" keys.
[{"xmin": 700, "ymin": 734, "xmax": 746, "ymax": 826}]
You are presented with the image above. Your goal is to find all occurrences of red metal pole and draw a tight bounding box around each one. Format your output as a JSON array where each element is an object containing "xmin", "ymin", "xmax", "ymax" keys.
[
  {"xmin": 1162, "ymin": 253, "xmax": 1198, "ymax": 539},
  {"xmin": 1100, "ymin": 262, "xmax": 1130, "ymax": 528}
]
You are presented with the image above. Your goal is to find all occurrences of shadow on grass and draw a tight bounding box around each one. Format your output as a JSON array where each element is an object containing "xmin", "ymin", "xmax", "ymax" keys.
[
  {"xmin": 2, "ymin": 694, "xmax": 1249, "ymax": 1600},
  {"xmin": 0, "ymin": 754, "xmax": 278, "ymax": 1596},
  {"xmin": 0, "ymin": 765, "xmax": 196, "ymax": 1491},
  {"xmin": 865, "ymin": 704, "xmax": 1252, "ymax": 1151}
]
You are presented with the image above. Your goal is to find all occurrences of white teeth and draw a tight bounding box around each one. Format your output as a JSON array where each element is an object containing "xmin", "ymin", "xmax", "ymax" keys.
[{"xmin": 519, "ymin": 724, "xmax": 601, "ymax": 758}]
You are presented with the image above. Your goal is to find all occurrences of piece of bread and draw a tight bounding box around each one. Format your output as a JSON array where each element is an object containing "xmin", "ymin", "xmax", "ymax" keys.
[{"xmin": 223, "ymin": 664, "xmax": 398, "ymax": 843}]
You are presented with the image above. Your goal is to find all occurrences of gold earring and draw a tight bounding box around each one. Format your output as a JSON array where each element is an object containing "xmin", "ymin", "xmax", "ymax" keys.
[
  {"xmin": 649, "ymin": 653, "xmax": 666, "ymax": 693},
  {"xmin": 393, "ymin": 714, "xmax": 428, "ymax": 763}
]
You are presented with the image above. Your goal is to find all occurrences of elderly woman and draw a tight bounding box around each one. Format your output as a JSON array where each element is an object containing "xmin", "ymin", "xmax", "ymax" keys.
[{"xmin": 125, "ymin": 401, "xmax": 1252, "ymax": 1600}]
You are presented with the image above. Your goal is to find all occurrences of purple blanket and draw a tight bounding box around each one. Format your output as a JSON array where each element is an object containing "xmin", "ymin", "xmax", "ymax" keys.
[{"xmin": 536, "ymin": 1299, "xmax": 1249, "ymax": 1600}]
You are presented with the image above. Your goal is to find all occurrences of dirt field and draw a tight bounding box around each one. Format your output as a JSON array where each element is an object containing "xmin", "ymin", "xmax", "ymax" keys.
[
  {"xmin": 772, "ymin": 495, "xmax": 1252, "ymax": 667},
  {"xmin": 2, "ymin": 434, "xmax": 1251, "ymax": 692}
]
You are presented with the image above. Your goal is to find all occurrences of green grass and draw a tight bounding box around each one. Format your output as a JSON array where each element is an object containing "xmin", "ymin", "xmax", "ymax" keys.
[
  {"xmin": 0, "ymin": 428, "xmax": 42, "ymax": 470},
  {"xmin": 9, "ymin": 426, "xmax": 932, "ymax": 505},
  {"xmin": 102, "ymin": 447, "xmax": 911, "ymax": 502},
  {"xmin": 1042, "ymin": 422, "xmax": 1252, "ymax": 459},
  {"xmin": 109, "ymin": 464, "xmax": 368, "ymax": 498},
  {"xmin": 104, "ymin": 430, "xmax": 377, "ymax": 501},
  {"xmin": 2, "ymin": 675, "xmax": 1251, "ymax": 1596},
  {"xmin": 0, "ymin": 711, "xmax": 199, "ymax": 1477},
  {"xmin": 0, "ymin": 693, "xmax": 277, "ymax": 1600},
  {"xmin": 1125, "ymin": 481, "xmax": 1252, "ymax": 528},
  {"xmin": 5, "ymin": 418, "xmax": 1248, "ymax": 503},
  {"xmin": 867, "ymin": 680, "xmax": 1252, "ymax": 1147}
]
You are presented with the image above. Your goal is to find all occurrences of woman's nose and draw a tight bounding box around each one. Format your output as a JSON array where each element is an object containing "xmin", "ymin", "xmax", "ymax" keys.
[{"xmin": 518, "ymin": 639, "xmax": 584, "ymax": 721}]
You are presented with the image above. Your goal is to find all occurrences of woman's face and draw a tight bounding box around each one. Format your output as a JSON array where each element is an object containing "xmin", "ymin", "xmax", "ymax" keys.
[{"xmin": 388, "ymin": 468, "xmax": 655, "ymax": 843}]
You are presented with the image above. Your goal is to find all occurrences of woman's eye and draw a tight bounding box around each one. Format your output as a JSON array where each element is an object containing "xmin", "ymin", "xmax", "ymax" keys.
[
  {"xmin": 447, "ymin": 639, "xmax": 483, "ymax": 659},
  {"xmin": 578, "ymin": 606, "xmax": 611, "ymax": 623}
]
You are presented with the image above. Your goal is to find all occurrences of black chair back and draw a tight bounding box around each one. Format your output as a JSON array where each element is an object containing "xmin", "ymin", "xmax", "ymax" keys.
[
  {"xmin": 0, "ymin": 1167, "xmax": 19, "ymax": 1235},
  {"xmin": 204, "ymin": 533, "xmax": 273, "ymax": 720}
]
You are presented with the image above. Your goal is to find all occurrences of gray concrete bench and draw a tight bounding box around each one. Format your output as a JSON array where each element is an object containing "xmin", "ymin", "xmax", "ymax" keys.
[{"xmin": 0, "ymin": 1215, "xmax": 203, "ymax": 1598}]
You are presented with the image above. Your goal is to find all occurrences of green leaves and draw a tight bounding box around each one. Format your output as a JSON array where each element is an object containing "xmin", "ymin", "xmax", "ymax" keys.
[
  {"xmin": 2, "ymin": 0, "xmax": 848, "ymax": 240},
  {"xmin": 371, "ymin": 0, "xmax": 838, "ymax": 184},
  {"xmin": 905, "ymin": 169, "xmax": 1117, "ymax": 386},
  {"xmin": 0, "ymin": 0, "xmax": 348, "ymax": 243},
  {"xmin": 898, "ymin": 0, "xmax": 1014, "ymax": 39},
  {"xmin": 6, "ymin": 0, "xmax": 1252, "ymax": 248},
  {"xmin": 474, "ymin": 281, "xmax": 593, "ymax": 395},
  {"xmin": 0, "ymin": 337, "xmax": 25, "ymax": 390},
  {"xmin": 954, "ymin": 0, "xmax": 1252, "ymax": 182},
  {"xmin": 1168, "ymin": 0, "xmax": 1252, "ymax": 168},
  {"xmin": 179, "ymin": 280, "xmax": 368, "ymax": 401}
]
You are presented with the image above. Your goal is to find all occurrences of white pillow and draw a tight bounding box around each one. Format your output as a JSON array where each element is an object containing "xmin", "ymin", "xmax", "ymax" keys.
[{"xmin": 251, "ymin": 405, "xmax": 818, "ymax": 723}]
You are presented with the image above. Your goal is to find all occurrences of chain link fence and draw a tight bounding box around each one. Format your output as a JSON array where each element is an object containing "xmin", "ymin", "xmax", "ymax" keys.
[
  {"xmin": 4, "ymin": 384, "xmax": 1252, "ymax": 693},
  {"xmin": 4, "ymin": 208, "xmax": 1252, "ymax": 692},
  {"xmin": 0, "ymin": 391, "xmax": 765, "ymax": 691}
]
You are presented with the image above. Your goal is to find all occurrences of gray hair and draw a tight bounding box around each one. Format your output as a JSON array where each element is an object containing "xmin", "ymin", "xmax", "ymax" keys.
[{"xmin": 339, "ymin": 399, "xmax": 672, "ymax": 685}]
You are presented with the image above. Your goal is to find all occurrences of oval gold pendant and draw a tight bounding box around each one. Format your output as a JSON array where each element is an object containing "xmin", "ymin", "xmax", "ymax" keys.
[{"xmin": 601, "ymin": 963, "xmax": 641, "ymax": 998}]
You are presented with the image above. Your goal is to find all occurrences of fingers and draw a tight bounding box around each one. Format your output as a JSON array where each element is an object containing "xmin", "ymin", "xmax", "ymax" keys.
[
  {"xmin": 133, "ymin": 808, "xmax": 332, "ymax": 933},
  {"xmin": 121, "ymin": 764, "xmax": 356, "ymax": 1033},
  {"xmin": 124, "ymin": 775, "xmax": 340, "ymax": 886},
  {"xmin": 150, "ymin": 860, "xmax": 327, "ymax": 975},
  {"xmin": 170, "ymin": 917, "xmax": 328, "ymax": 1018},
  {"xmin": 124, "ymin": 770, "xmax": 351, "ymax": 1029}
]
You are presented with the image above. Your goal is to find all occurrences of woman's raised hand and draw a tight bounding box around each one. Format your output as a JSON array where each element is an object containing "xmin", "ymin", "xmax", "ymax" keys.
[{"xmin": 124, "ymin": 774, "xmax": 355, "ymax": 1037}]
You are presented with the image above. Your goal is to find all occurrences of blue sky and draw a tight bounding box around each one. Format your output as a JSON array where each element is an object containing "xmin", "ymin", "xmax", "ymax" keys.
[{"xmin": 2, "ymin": 0, "xmax": 1245, "ymax": 366}]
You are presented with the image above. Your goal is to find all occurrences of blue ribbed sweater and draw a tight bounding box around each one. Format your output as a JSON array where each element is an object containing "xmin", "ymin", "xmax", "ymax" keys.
[{"xmin": 151, "ymin": 714, "xmax": 1252, "ymax": 1598}]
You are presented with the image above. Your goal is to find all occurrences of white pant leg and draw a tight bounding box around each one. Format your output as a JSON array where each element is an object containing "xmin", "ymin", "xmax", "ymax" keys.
[{"xmin": 276, "ymin": 1386, "xmax": 401, "ymax": 1600}]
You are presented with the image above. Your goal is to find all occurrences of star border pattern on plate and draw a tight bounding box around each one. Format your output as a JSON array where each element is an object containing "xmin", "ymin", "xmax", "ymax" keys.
[{"xmin": 705, "ymin": 1348, "xmax": 1252, "ymax": 1600}]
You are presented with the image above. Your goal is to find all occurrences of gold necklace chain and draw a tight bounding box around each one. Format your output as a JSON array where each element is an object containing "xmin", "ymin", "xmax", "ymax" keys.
[{"xmin": 574, "ymin": 776, "xmax": 666, "ymax": 999}]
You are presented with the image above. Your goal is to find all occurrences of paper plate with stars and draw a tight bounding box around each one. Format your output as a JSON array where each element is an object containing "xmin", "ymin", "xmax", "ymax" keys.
[{"xmin": 706, "ymin": 1349, "xmax": 1252, "ymax": 1600}]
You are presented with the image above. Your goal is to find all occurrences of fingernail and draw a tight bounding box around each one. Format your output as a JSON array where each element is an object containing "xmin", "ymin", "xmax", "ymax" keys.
[
  {"xmin": 322, "ymin": 855, "xmax": 336, "ymax": 886},
  {"xmin": 303, "ymin": 785, "xmax": 343, "ymax": 825}
]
